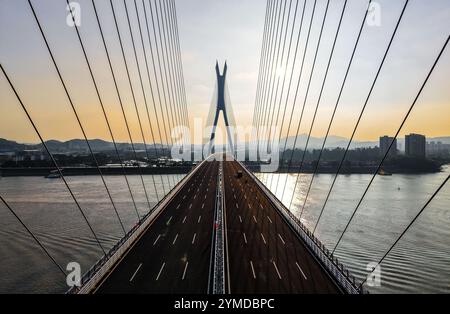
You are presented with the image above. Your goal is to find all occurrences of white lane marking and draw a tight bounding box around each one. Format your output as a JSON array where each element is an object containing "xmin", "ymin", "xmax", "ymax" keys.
[
  {"xmin": 182, "ymin": 261, "xmax": 189, "ymax": 280},
  {"xmin": 296, "ymin": 262, "xmax": 308, "ymax": 280},
  {"xmin": 183, "ymin": 195, "xmax": 186, "ymax": 199},
  {"xmin": 192, "ymin": 233, "xmax": 197, "ymax": 244},
  {"xmin": 273, "ymin": 261, "xmax": 282, "ymax": 279},
  {"xmin": 250, "ymin": 261, "xmax": 256, "ymax": 279},
  {"xmin": 198, "ymin": 215, "xmax": 201, "ymax": 223},
  {"xmin": 244, "ymin": 195, "xmax": 247, "ymax": 200},
  {"xmin": 278, "ymin": 234, "xmax": 285, "ymax": 245},
  {"xmin": 166, "ymin": 216, "xmax": 172, "ymax": 225},
  {"xmin": 248, "ymin": 203, "xmax": 252, "ymax": 209},
  {"xmin": 243, "ymin": 232, "xmax": 247, "ymax": 244},
  {"xmin": 153, "ymin": 234, "xmax": 161, "ymax": 246},
  {"xmin": 189, "ymin": 203, "xmax": 192, "ymax": 209},
  {"xmin": 129, "ymin": 263, "xmax": 143, "ymax": 282},
  {"xmin": 234, "ymin": 194, "xmax": 236, "ymax": 199},
  {"xmin": 182, "ymin": 216, "xmax": 187, "ymax": 223},
  {"xmin": 236, "ymin": 203, "xmax": 239, "ymax": 209},
  {"xmin": 176, "ymin": 204, "xmax": 180, "ymax": 209},
  {"xmin": 253, "ymin": 215, "xmax": 257, "ymax": 223},
  {"xmin": 194, "ymin": 194, "xmax": 197, "ymax": 199},
  {"xmin": 261, "ymin": 233, "xmax": 266, "ymax": 245},
  {"xmin": 259, "ymin": 204, "xmax": 263, "ymax": 209},
  {"xmin": 204, "ymin": 195, "xmax": 207, "ymax": 199},
  {"xmin": 187, "ymin": 188, "xmax": 190, "ymax": 192},
  {"xmin": 202, "ymin": 203, "xmax": 205, "ymax": 209},
  {"xmin": 172, "ymin": 234, "xmax": 178, "ymax": 245},
  {"xmin": 156, "ymin": 262, "xmax": 165, "ymax": 281},
  {"xmin": 267, "ymin": 216, "xmax": 273, "ymax": 224},
  {"xmin": 238, "ymin": 215, "xmax": 242, "ymax": 223}
]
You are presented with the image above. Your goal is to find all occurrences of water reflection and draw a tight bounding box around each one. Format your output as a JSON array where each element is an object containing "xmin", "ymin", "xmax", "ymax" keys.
[{"xmin": 257, "ymin": 166, "xmax": 450, "ymax": 293}]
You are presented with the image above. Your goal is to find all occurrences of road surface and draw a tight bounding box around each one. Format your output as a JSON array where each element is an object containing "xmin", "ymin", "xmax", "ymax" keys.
[
  {"xmin": 223, "ymin": 160, "xmax": 339, "ymax": 293},
  {"xmin": 95, "ymin": 157, "xmax": 340, "ymax": 293},
  {"xmin": 96, "ymin": 160, "xmax": 218, "ymax": 293}
]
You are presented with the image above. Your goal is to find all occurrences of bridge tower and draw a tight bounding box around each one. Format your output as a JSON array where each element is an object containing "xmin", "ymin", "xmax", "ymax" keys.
[{"xmin": 207, "ymin": 61, "xmax": 235, "ymax": 156}]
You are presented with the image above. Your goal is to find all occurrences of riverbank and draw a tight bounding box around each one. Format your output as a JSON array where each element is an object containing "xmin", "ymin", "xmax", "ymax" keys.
[{"xmin": 0, "ymin": 166, "xmax": 192, "ymax": 177}]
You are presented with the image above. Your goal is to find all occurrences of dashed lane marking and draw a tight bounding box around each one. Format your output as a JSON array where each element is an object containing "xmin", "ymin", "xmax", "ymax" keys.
[
  {"xmin": 172, "ymin": 234, "xmax": 178, "ymax": 245},
  {"xmin": 273, "ymin": 261, "xmax": 282, "ymax": 279},
  {"xmin": 278, "ymin": 234, "xmax": 285, "ymax": 245},
  {"xmin": 261, "ymin": 233, "xmax": 266, "ymax": 245},
  {"xmin": 296, "ymin": 262, "xmax": 308, "ymax": 280},
  {"xmin": 153, "ymin": 234, "xmax": 161, "ymax": 245},
  {"xmin": 155, "ymin": 262, "xmax": 165, "ymax": 281},
  {"xmin": 250, "ymin": 261, "xmax": 256, "ymax": 279},
  {"xmin": 129, "ymin": 263, "xmax": 142, "ymax": 282},
  {"xmin": 182, "ymin": 262, "xmax": 189, "ymax": 280}
]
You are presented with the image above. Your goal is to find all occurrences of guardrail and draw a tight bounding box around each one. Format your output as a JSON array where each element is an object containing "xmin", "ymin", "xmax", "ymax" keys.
[
  {"xmin": 212, "ymin": 161, "xmax": 225, "ymax": 294},
  {"xmin": 237, "ymin": 161, "xmax": 366, "ymax": 294},
  {"xmin": 66, "ymin": 158, "xmax": 209, "ymax": 294}
]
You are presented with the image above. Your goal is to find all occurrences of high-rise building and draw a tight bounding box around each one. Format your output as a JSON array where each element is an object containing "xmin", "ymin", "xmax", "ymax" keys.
[
  {"xmin": 379, "ymin": 136, "xmax": 397, "ymax": 157},
  {"xmin": 405, "ymin": 133, "xmax": 426, "ymax": 158},
  {"xmin": 426, "ymin": 141, "xmax": 450, "ymax": 157}
]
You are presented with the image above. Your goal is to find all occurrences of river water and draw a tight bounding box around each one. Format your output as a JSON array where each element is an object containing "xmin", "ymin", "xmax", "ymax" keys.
[
  {"xmin": 257, "ymin": 165, "xmax": 450, "ymax": 293},
  {"xmin": 0, "ymin": 167, "xmax": 448, "ymax": 293}
]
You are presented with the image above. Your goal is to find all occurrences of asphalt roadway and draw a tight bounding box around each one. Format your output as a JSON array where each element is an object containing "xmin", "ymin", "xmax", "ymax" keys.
[
  {"xmin": 223, "ymin": 160, "xmax": 339, "ymax": 293},
  {"xmin": 95, "ymin": 160, "xmax": 218, "ymax": 293}
]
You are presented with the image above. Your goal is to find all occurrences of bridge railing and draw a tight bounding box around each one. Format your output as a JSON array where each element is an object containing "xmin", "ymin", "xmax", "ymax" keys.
[
  {"xmin": 237, "ymin": 161, "xmax": 366, "ymax": 294},
  {"xmin": 67, "ymin": 159, "xmax": 209, "ymax": 294}
]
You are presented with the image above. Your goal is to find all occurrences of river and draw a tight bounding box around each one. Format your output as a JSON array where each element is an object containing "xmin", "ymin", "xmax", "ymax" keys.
[{"xmin": 0, "ymin": 166, "xmax": 449, "ymax": 293}]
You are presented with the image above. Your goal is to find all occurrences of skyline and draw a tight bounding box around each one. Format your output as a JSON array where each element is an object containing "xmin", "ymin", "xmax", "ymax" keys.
[{"xmin": 1, "ymin": 0, "xmax": 449, "ymax": 145}]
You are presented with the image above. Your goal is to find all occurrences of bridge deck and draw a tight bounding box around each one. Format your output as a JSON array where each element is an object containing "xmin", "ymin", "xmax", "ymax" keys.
[
  {"xmin": 223, "ymin": 160, "xmax": 339, "ymax": 293},
  {"xmin": 94, "ymin": 159, "xmax": 339, "ymax": 294},
  {"xmin": 95, "ymin": 160, "xmax": 218, "ymax": 293}
]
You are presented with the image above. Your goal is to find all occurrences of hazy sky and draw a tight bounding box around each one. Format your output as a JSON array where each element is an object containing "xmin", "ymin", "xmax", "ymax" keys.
[{"xmin": 0, "ymin": 0, "xmax": 449, "ymax": 145}]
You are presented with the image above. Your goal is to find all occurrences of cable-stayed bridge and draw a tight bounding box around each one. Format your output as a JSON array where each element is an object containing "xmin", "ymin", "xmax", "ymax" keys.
[{"xmin": 0, "ymin": 0, "xmax": 449, "ymax": 295}]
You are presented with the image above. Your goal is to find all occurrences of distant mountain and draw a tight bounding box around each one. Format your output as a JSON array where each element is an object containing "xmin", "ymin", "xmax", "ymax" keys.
[
  {"xmin": 41, "ymin": 139, "xmax": 115, "ymax": 152},
  {"xmin": 0, "ymin": 138, "xmax": 28, "ymax": 152},
  {"xmin": 0, "ymin": 138, "xmax": 165, "ymax": 153},
  {"xmin": 277, "ymin": 134, "xmax": 377, "ymax": 151}
]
